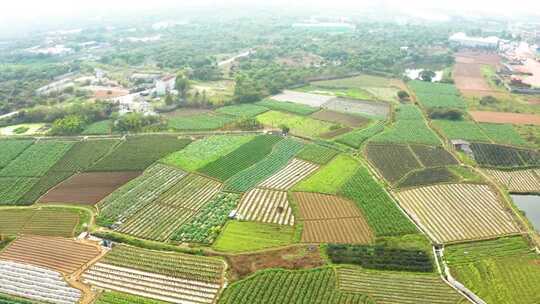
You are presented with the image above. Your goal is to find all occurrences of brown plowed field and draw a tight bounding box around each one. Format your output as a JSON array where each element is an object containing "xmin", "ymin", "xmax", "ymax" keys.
[
  {"xmin": 454, "ymin": 52, "xmax": 502, "ymax": 97},
  {"xmin": 470, "ymin": 111, "xmax": 540, "ymax": 126},
  {"xmin": 311, "ymin": 110, "xmax": 370, "ymax": 128},
  {"xmin": 0, "ymin": 235, "xmax": 101, "ymax": 275},
  {"xmin": 293, "ymin": 192, "xmax": 374, "ymax": 244},
  {"xmin": 39, "ymin": 171, "xmax": 141, "ymax": 205}
]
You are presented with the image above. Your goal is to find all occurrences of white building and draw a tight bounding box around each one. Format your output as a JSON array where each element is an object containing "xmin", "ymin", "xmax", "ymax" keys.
[
  {"xmin": 449, "ymin": 32, "xmax": 500, "ymax": 49},
  {"xmin": 155, "ymin": 75, "xmax": 176, "ymax": 96}
]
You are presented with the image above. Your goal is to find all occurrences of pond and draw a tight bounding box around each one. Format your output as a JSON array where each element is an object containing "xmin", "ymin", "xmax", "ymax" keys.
[
  {"xmin": 404, "ymin": 69, "xmax": 443, "ymax": 82},
  {"xmin": 511, "ymin": 194, "xmax": 540, "ymax": 232}
]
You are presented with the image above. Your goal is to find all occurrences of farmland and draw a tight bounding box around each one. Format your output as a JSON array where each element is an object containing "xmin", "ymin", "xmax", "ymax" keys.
[
  {"xmin": 167, "ymin": 112, "xmax": 238, "ymax": 131},
  {"xmin": 215, "ymin": 104, "xmax": 268, "ymax": 117},
  {"xmin": 395, "ymin": 184, "xmax": 520, "ymax": 243},
  {"xmin": 236, "ymin": 188, "xmax": 294, "ymax": 225},
  {"xmin": 256, "ymin": 99, "xmax": 319, "ymax": 115},
  {"xmin": 198, "ymin": 135, "xmax": 282, "ymax": 181},
  {"xmin": 470, "ymin": 143, "xmax": 540, "ymax": 168},
  {"xmin": 224, "ymin": 138, "xmax": 304, "ymax": 192},
  {"xmin": 219, "ymin": 267, "xmax": 373, "ymax": 304},
  {"xmin": 323, "ymin": 98, "xmax": 390, "ymax": 118},
  {"xmin": 82, "ymin": 120, "xmax": 112, "ymax": 135},
  {"xmin": 311, "ymin": 74, "xmax": 404, "ymax": 102},
  {"xmin": 432, "ymin": 120, "xmax": 490, "ymax": 142},
  {"xmin": 294, "ymin": 192, "xmax": 374, "ymax": 244},
  {"xmin": 483, "ymin": 168, "xmax": 540, "ymax": 192},
  {"xmin": 0, "ymin": 235, "xmax": 101, "ymax": 275},
  {"xmin": 256, "ymin": 110, "xmax": 338, "ymax": 138},
  {"xmin": 336, "ymin": 120, "xmax": 385, "ymax": 148},
  {"xmin": 0, "ymin": 140, "xmax": 33, "ymax": 168},
  {"xmin": 83, "ymin": 244, "xmax": 225, "ymax": 304},
  {"xmin": 294, "ymin": 154, "xmax": 359, "ymax": 194},
  {"xmin": 398, "ymin": 167, "xmax": 459, "ymax": 188},
  {"xmin": 0, "ymin": 207, "xmax": 85, "ymax": 237},
  {"xmin": 213, "ymin": 221, "xmax": 294, "ymax": 253},
  {"xmin": 258, "ymin": 158, "xmax": 319, "ymax": 191},
  {"xmin": 366, "ymin": 144, "xmax": 422, "ymax": 184},
  {"xmin": 50, "ymin": 139, "xmax": 121, "ymax": 172},
  {"xmin": 90, "ymin": 135, "xmax": 192, "ymax": 171},
  {"xmin": 295, "ymin": 143, "xmax": 338, "ymax": 164},
  {"xmin": 162, "ymin": 135, "xmax": 255, "ymax": 171},
  {"xmin": 95, "ymin": 291, "xmax": 168, "ymax": 304},
  {"xmin": 479, "ymin": 123, "xmax": 529, "ymax": 146},
  {"xmin": 337, "ymin": 267, "xmax": 466, "ymax": 304},
  {"xmin": 409, "ymin": 80, "xmax": 467, "ymax": 109},
  {"xmin": 270, "ymin": 90, "xmax": 333, "ymax": 107},
  {"xmin": 0, "ymin": 177, "xmax": 38, "ymax": 205},
  {"xmin": 310, "ymin": 109, "xmax": 370, "ymax": 128},
  {"xmin": 470, "ymin": 111, "xmax": 540, "ymax": 126}
]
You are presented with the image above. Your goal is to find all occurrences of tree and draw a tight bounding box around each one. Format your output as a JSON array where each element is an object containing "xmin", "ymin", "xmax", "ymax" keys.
[
  {"xmin": 50, "ymin": 115, "xmax": 86, "ymax": 135},
  {"xmin": 114, "ymin": 113, "xmax": 163, "ymax": 133},
  {"xmin": 428, "ymin": 108, "xmax": 464, "ymax": 121},
  {"xmin": 234, "ymin": 74, "xmax": 261, "ymax": 103},
  {"xmin": 419, "ymin": 70, "xmax": 436, "ymax": 82},
  {"xmin": 175, "ymin": 72, "xmax": 190, "ymax": 101},
  {"xmin": 480, "ymin": 95, "xmax": 498, "ymax": 106},
  {"xmin": 397, "ymin": 90, "xmax": 410, "ymax": 101},
  {"xmin": 164, "ymin": 93, "xmax": 174, "ymax": 106},
  {"xmin": 280, "ymin": 124, "xmax": 290, "ymax": 135}
]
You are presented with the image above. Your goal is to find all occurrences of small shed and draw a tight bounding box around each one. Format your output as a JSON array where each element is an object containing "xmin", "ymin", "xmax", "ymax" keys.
[{"xmin": 451, "ymin": 139, "xmax": 474, "ymax": 158}]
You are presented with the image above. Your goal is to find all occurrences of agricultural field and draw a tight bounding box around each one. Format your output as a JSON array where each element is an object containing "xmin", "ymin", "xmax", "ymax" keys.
[
  {"xmin": 394, "ymin": 183, "xmax": 520, "ymax": 244},
  {"xmin": 410, "ymin": 144, "xmax": 459, "ymax": 167},
  {"xmin": 256, "ymin": 99, "xmax": 319, "ymax": 115},
  {"xmin": 336, "ymin": 120, "xmax": 385, "ymax": 148},
  {"xmin": 479, "ymin": 123, "xmax": 529, "ymax": 146},
  {"xmin": 39, "ymin": 171, "xmax": 140, "ymax": 205},
  {"xmin": 0, "ymin": 235, "xmax": 101, "ymax": 275},
  {"xmin": 17, "ymin": 171, "xmax": 72, "ymax": 205},
  {"xmin": 311, "ymin": 74, "xmax": 405, "ymax": 102},
  {"xmin": 167, "ymin": 112, "xmax": 238, "ymax": 131},
  {"xmin": 162, "ymin": 135, "xmax": 255, "ymax": 171},
  {"xmin": 51, "ymin": 139, "xmax": 121, "ymax": 172},
  {"xmin": 340, "ymin": 165, "xmax": 418, "ymax": 237},
  {"xmin": 295, "ymin": 143, "xmax": 338, "ymax": 165},
  {"xmin": 294, "ymin": 192, "xmax": 374, "ymax": 244},
  {"xmin": 409, "ymin": 80, "xmax": 467, "ymax": 109},
  {"xmin": 0, "ymin": 207, "xmax": 84, "ymax": 237},
  {"xmin": 337, "ymin": 267, "xmax": 466, "ymax": 304},
  {"xmin": 258, "ymin": 158, "xmax": 319, "ymax": 191},
  {"xmin": 0, "ymin": 140, "xmax": 33, "ymax": 168},
  {"xmin": 256, "ymin": 110, "xmax": 338, "ymax": 138},
  {"xmin": 0, "ymin": 177, "xmax": 38, "ymax": 205},
  {"xmin": 470, "ymin": 111, "xmax": 540, "ymax": 126},
  {"xmin": 90, "ymin": 135, "xmax": 192, "ymax": 171},
  {"xmin": 432, "ymin": 120, "xmax": 491, "ymax": 142},
  {"xmin": 470, "ymin": 142, "xmax": 540, "ymax": 168},
  {"xmin": 0, "ymin": 140, "xmax": 74, "ymax": 177},
  {"xmin": 483, "ymin": 168, "xmax": 540, "ymax": 192},
  {"xmin": 83, "ymin": 244, "xmax": 225, "ymax": 304},
  {"xmin": 82, "ymin": 120, "xmax": 113, "ymax": 135},
  {"xmin": 323, "ymin": 98, "xmax": 390, "ymax": 118},
  {"xmin": 172, "ymin": 193, "xmax": 241, "ymax": 244},
  {"xmin": 198, "ymin": 135, "xmax": 282, "ymax": 181},
  {"xmin": 224, "ymin": 138, "xmax": 304, "ymax": 192},
  {"xmin": 236, "ymin": 188, "xmax": 294, "ymax": 225},
  {"xmin": 215, "ymin": 104, "xmax": 268, "ymax": 117},
  {"xmin": 0, "ymin": 260, "xmax": 82, "ymax": 304},
  {"xmin": 445, "ymin": 237, "xmax": 540, "ymax": 304},
  {"xmin": 294, "ymin": 154, "xmax": 359, "ymax": 194},
  {"xmin": 97, "ymin": 164, "xmax": 188, "ymax": 227},
  {"xmin": 0, "ymin": 293, "xmax": 34, "ymax": 304},
  {"xmin": 398, "ymin": 167, "xmax": 459, "ymax": 188},
  {"xmin": 117, "ymin": 174, "xmax": 222, "ymax": 241},
  {"xmin": 366, "ymin": 143, "xmax": 422, "ymax": 184},
  {"xmin": 310, "ymin": 109, "xmax": 370, "ymax": 128},
  {"xmin": 95, "ymin": 291, "xmax": 169, "ymax": 304},
  {"xmin": 270, "ymin": 90, "xmax": 333, "ymax": 107},
  {"xmin": 213, "ymin": 221, "xmax": 295, "ymax": 253},
  {"xmin": 220, "ymin": 267, "xmax": 373, "ymax": 304}
]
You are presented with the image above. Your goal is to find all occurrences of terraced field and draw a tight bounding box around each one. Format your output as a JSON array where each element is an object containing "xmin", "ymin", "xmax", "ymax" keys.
[
  {"xmin": 0, "ymin": 207, "xmax": 82, "ymax": 237},
  {"xmin": 236, "ymin": 188, "xmax": 294, "ymax": 225},
  {"xmin": 82, "ymin": 245, "xmax": 225, "ymax": 304},
  {"xmin": 395, "ymin": 184, "xmax": 520, "ymax": 243},
  {"xmin": 483, "ymin": 168, "xmax": 540, "ymax": 192},
  {"xmin": 258, "ymin": 158, "xmax": 319, "ymax": 191},
  {"xmin": 337, "ymin": 267, "xmax": 466, "ymax": 304},
  {"xmin": 0, "ymin": 235, "xmax": 101, "ymax": 275}
]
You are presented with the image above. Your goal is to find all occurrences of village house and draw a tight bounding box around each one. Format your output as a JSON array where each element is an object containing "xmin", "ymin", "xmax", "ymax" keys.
[{"xmin": 155, "ymin": 75, "xmax": 176, "ymax": 96}]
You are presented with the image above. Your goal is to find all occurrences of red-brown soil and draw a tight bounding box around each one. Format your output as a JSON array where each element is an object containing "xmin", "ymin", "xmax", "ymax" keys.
[
  {"xmin": 470, "ymin": 111, "xmax": 540, "ymax": 125},
  {"xmin": 454, "ymin": 52, "xmax": 502, "ymax": 97},
  {"xmin": 39, "ymin": 171, "xmax": 141, "ymax": 205}
]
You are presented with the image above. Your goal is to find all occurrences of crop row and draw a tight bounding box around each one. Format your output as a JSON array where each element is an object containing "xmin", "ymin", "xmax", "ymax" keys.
[
  {"xmin": 256, "ymin": 99, "xmax": 319, "ymax": 115},
  {"xmin": 295, "ymin": 143, "xmax": 338, "ymax": 165},
  {"xmin": 0, "ymin": 139, "xmax": 33, "ymax": 168},
  {"xmin": 0, "ymin": 141, "xmax": 74, "ymax": 177},
  {"xmin": 167, "ymin": 112, "xmax": 238, "ymax": 131},
  {"xmin": 336, "ymin": 120, "xmax": 385, "ymax": 148},
  {"xmin": 0, "ymin": 177, "xmax": 38, "ymax": 205},
  {"xmin": 471, "ymin": 143, "xmax": 540, "ymax": 168},
  {"xmin": 94, "ymin": 291, "xmax": 168, "ymax": 304},
  {"xmin": 0, "ymin": 207, "xmax": 81, "ymax": 237}
]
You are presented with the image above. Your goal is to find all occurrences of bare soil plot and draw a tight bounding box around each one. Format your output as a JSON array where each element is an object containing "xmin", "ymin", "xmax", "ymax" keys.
[
  {"xmin": 258, "ymin": 158, "xmax": 319, "ymax": 191},
  {"xmin": 0, "ymin": 235, "xmax": 101, "ymax": 275},
  {"xmin": 236, "ymin": 188, "xmax": 294, "ymax": 225},
  {"xmin": 470, "ymin": 111, "xmax": 540, "ymax": 126},
  {"xmin": 271, "ymin": 90, "xmax": 333, "ymax": 107},
  {"xmin": 294, "ymin": 192, "xmax": 374, "ymax": 244},
  {"xmin": 483, "ymin": 169, "xmax": 540, "ymax": 193},
  {"xmin": 454, "ymin": 52, "xmax": 502, "ymax": 97},
  {"xmin": 323, "ymin": 98, "xmax": 390, "ymax": 118},
  {"xmin": 39, "ymin": 171, "xmax": 141, "ymax": 205},
  {"xmin": 394, "ymin": 184, "xmax": 520, "ymax": 244},
  {"xmin": 310, "ymin": 110, "xmax": 370, "ymax": 128}
]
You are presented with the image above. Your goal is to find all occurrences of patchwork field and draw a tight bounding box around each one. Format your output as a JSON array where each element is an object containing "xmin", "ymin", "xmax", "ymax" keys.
[
  {"xmin": 295, "ymin": 143, "xmax": 338, "ymax": 164},
  {"xmin": 453, "ymin": 51, "xmax": 502, "ymax": 97},
  {"xmin": 256, "ymin": 99, "xmax": 319, "ymax": 115},
  {"xmin": 39, "ymin": 171, "xmax": 141, "ymax": 205},
  {"xmin": 311, "ymin": 109, "xmax": 370, "ymax": 128},
  {"xmin": 0, "ymin": 207, "xmax": 83, "ymax": 237},
  {"xmin": 236, "ymin": 188, "xmax": 294, "ymax": 225},
  {"xmin": 433, "ymin": 120, "xmax": 490, "ymax": 142},
  {"xmin": 0, "ymin": 139, "xmax": 33, "ymax": 168},
  {"xmin": 270, "ymin": 90, "xmax": 333, "ymax": 107},
  {"xmin": 94, "ymin": 291, "xmax": 168, "ymax": 304},
  {"xmin": 167, "ymin": 112, "xmax": 238, "ymax": 131},
  {"xmin": 82, "ymin": 244, "xmax": 225, "ymax": 304},
  {"xmin": 395, "ymin": 183, "xmax": 520, "ymax": 243},
  {"xmin": 256, "ymin": 110, "xmax": 338, "ymax": 138},
  {"xmin": 294, "ymin": 192, "xmax": 374, "ymax": 244},
  {"xmin": 336, "ymin": 120, "xmax": 385, "ymax": 148},
  {"xmin": 258, "ymin": 158, "xmax": 319, "ymax": 191},
  {"xmin": 213, "ymin": 221, "xmax": 294, "ymax": 253},
  {"xmin": 483, "ymin": 168, "xmax": 540, "ymax": 193},
  {"xmin": 0, "ymin": 177, "xmax": 38, "ymax": 205},
  {"xmin": 337, "ymin": 267, "xmax": 466, "ymax": 304},
  {"xmin": 323, "ymin": 98, "xmax": 389, "ymax": 118},
  {"xmin": 470, "ymin": 143, "xmax": 540, "ymax": 168},
  {"xmin": 471, "ymin": 111, "xmax": 540, "ymax": 126},
  {"xmin": 409, "ymin": 80, "xmax": 467, "ymax": 109},
  {"xmin": 311, "ymin": 74, "xmax": 405, "ymax": 102},
  {"xmin": 294, "ymin": 154, "xmax": 359, "ymax": 194},
  {"xmin": 215, "ymin": 104, "xmax": 268, "ymax": 117},
  {"xmin": 478, "ymin": 123, "xmax": 529, "ymax": 146},
  {"xmin": 0, "ymin": 235, "xmax": 101, "ymax": 275}
]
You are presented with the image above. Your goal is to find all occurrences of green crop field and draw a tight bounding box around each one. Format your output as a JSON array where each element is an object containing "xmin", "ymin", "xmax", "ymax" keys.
[
  {"xmin": 409, "ymin": 80, "xmax": 466, "ymax": 109},
  {"xmin": 224, "ymin": 138, "xmax": 304, "ymax": 192},
  {"xmin": 17, "ymin": 171, "xmax": 73, "ymax": 205},
  {"xmin": 410, "ymin": 144, "xmax": 459, "ymax": 167},
  {"xmin": 0, "ymin": 177, "xmax": 38, "ymax": 205},
  {"xmin": 172, "ymin": 193, "xmax": 240, "ymax": 244},
  {"xmin": 366, "ymin": 143, "xmax": 422, "ymax": 184},
  {"xmin": 0, "ymin": 294, "xmax": 34, "ymax": 304},
  {"xmin": 198, "ymin": 135, "xmax": 282, "ymax": 181},
  {"xmin": 398, "ymin": 167, "xmax": 459, "ymax": 188},
  {"xmin": 52, "ymin": 139, "xmax": 120, "ymax": 172},
  {"xmin": 256, "ymin": 99, "xmax": 319, "ymax": 115},
  {"xmin": 432, "ymin": 120, "xmax": 490, "ymax": 142},
  {"xmin": 340, "ymin": 165, "xmax": 418, "ymax": 236},
  {"xmin": 0, "ymin": 207, "xmax": 87, "ymax": 237},
  {"xmin": 0, "ymin": 141, "xmax": 74, "ymax": 177},
  {"xmin": 312, "ymin": 74, "xmax": 400, "ymax": 89},
  {"xmin": 0, "ymin": 140, "xmax": 33, "ymax": 168},
  {"xmin": 95, "ymin": 291, "xmax": 168, "ymax": 304},
  {"xmin": 372, "ymin": 105, "xmax": 441, "ymax": 145},
  {"xmin": 479, "ymin": 123, "xmax": 529, "ymax": 146},
  {"xmin": 90, "ymin": 135, "xmax": 191, "ymax": 171},
  {"xmin": 161, "ymin": 135, "xmax": 255, "ymax": 171},
  {"xmin": 336, "ymin": 120, "xmax": 385, "ymax": 148},
  {"xmin": 470, "ymin": 143, "xmax": 539, "ymax": 168},
  {"xmin": 167, "ymin": 112, "xmax": 237, "ymax": 131},
  {"xmin": 445, "ymin": 237, "xmax": 540, "ymax": 304},
  {"xmin": 256, "ymin": 110, "xmax": 338, "ymax": 138},
  {"xmin": 296, "ymin": 143, "xmax": 338, "ymax": 164},
  {"xmin": 215, "ymin": 104, "xmax": 268, "ymax": 117},
  {"xmin": 294, "ymin": 154, "xmax": 359, "ymax": 194},
  {"xmin": 219, "ymin": 268, "xmax": 373, "ymax": 304},
  {"xmin": 82, "ymin": 120, "xmax": 112, "ymax": 135},
  {"xmin": 213, "ymin": 221, "xmax": 294, "ymax": 253}
]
